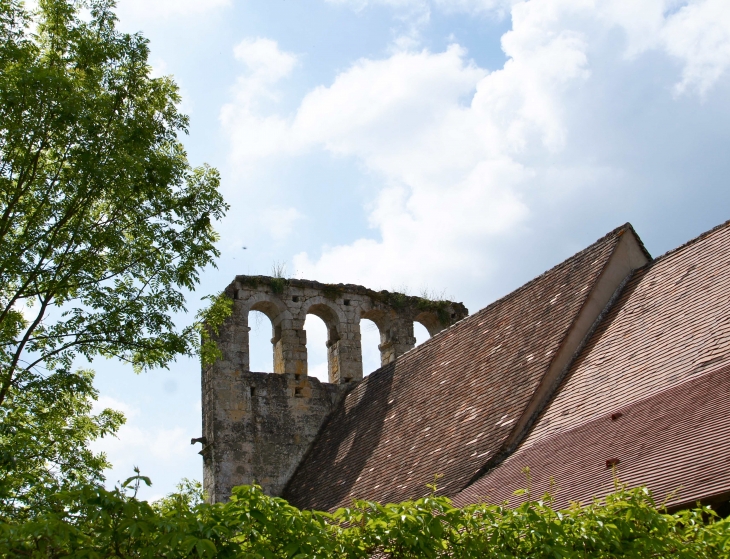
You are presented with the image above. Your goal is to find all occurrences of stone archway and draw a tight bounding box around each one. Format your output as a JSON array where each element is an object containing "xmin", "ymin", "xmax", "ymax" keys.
[
  {"xmin": 213, "ymin": 275, "xmax": 467, "ymax": 383},
  {"xmin": 201, "ymin": 274, "xmax": 468, "ymax": 502},
  {"xmin": 301, "ymin": 297, "xmax": 357, "ymax": 384},
  {"xmin": 242, "ymin": 293, "xmax": 292, "ymax": 374}
]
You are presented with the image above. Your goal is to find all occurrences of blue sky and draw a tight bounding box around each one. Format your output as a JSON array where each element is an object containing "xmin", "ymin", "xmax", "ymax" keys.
[{"xmin": 90, "ymin": 0, "xmax": 730, "ymax": 500}]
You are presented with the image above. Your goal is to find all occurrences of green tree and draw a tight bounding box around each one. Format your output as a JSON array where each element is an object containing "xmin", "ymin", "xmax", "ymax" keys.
[
  {"xmin": 0, "ymin": 0, "xmax": 227, "ymax": 405},
  {"xmin": 0, "ymin": 0, "xmax": 228, "ymax": 511},
  {"xmin": 0, "ymin": 368, "xmax": 123, "ymax": 516},
  {"xmin": 1, "ymin": 483, "xmax": 729, "ymax": 558}
]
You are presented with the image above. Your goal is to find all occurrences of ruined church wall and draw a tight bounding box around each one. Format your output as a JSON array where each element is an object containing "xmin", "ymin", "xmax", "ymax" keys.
[
  {"xmin": 201, "ymin": 367, "xmax": 344, "ymax": 502},
  {"xmin": 200, "ymin": 276, "xmax": 468, "ymax": 502}
]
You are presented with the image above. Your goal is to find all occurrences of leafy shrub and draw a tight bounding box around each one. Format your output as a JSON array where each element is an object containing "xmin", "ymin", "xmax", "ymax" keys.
[{"xmin": 1, "ymin": 481, "xmax": 728, "ymax": 558}]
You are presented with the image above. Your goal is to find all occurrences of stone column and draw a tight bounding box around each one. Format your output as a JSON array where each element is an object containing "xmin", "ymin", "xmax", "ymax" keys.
[
  {"xmin": 379, "ymin": 317, "xmax": 416, "ymax": 365},
  {"xmin": 328, "ymin": 320, "xmax": 363, "ymax": 383},
  {"xmin": 217, "ymin": 299, "xmax": 251, "ymax": 371},
  {"xmin": 201, "ymin": 299, "xmax": 252, "ymax": 502},
  {"xmin": 271, "ymin": 316, "xmax": 308, "ymax": 377}
]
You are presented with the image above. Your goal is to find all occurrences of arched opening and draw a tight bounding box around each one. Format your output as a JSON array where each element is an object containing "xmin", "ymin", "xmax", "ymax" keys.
[
  {"xmin": 360, "ymin": 309, "xmax": 391, "ymax": 370},
  {"xmin": 248, "ymin": 299, "xmax": 287, "ymax": 374},
  {"xmin": 414, "ymin": 321, "xmax": 431, "ymax": 347},
  {"xmin": 248, "ymin": 310, "xmax": 275, "ymax": 372},
  {"xmin": 360, "ymin": 318, "xmax": 381, "ymax": 376},
  {"xmin": 303, "ymin": 313, "xmax": 329, "ymax": 382},
  {"xmin": 304, "ymin": 300, "xmax": 342, "ymax": 383},
  {"xmin": 414, "ymin": 311, "xmax": 442, "ymax": 347}
]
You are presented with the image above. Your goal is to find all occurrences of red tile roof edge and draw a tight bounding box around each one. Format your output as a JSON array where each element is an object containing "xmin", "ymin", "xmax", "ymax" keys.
[
  {"xmin": 292, "ymin": 224, "xmax": 637, "ymax": 416},
  {"xmin": 454, "ymin": 221, "xmax": 730, "ymax": 502},
  {"xmin": 460, "ymin": 269, "xmax": 641, "ymax": 493},
  {"xmin": 454, "ymin": 362, "xmax": 730, "ymax": 510},
  {"xmin": 649, "ymin": 217, "xmax": 730, "ymax": 265},
  {"xmin": 456, "ymin": 220, "xmax": 730, "ymax": 498},
  {"xmin": 282, "ymin": 223, "xmax": 636, "ymax": 507}
]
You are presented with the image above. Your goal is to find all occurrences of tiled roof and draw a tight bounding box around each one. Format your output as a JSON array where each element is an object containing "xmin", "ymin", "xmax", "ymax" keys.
[
  {"xmin": 283, "ymin": 225, "xmax": 632, "ymax": 511},
  {"xmin": 521, "ymin": 218, "xmax": 730, "ymax": 449},
  {"xmin": 456, "ymin": 219, "xmax": 730, "ymax": 509},
  {"xmin": 453, "ymin": 363, "xmax": 730, "ymax": 510}
]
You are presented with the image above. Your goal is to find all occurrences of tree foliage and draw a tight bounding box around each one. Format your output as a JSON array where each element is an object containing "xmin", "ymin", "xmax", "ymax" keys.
[
  {"xmin": 0, "ymin": 368, "xmax": 123, "ymax": 518},
  {"xmin": 1, "ymin": 2, "xmax": 728, "ymax": 558},
  {"xmin": 0, "ymin": 0, "xmax": 228, "ymax": 518},
  {"xmin": 0, "ymin": 481, "xmax": 729, "ymax": 558},
  {"xmin": 0, "ymin": 0, "xmax": 228, "ymax": 409}
]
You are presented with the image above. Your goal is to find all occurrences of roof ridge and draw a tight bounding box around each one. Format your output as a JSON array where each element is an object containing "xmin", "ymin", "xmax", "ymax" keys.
[
  {"xmin": 647, "ymin": 217, "xmax": 730, "ymax": 265},
  {"xmin": 347, "ymin": 223, "xmax": 637, "ymax": 404},
  {"xmin": 284, "ymin": 222, "xmax": 647, "ymax": 509},
  {"xmin": 620, "ymin": 222, "xmax": 653, "ymax": 261},
  {"xmin": 458, "ymin": 226, "xmax": 647, "ymax": 493},
  {"xmin": 464, "ymin": 222, "xmax": 632, "ymax": 323}
]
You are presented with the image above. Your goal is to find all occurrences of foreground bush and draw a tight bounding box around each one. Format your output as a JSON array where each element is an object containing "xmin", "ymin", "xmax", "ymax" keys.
[{"xmin": 2, "ymin": 481, "xmax": 729, "ymax": 558}]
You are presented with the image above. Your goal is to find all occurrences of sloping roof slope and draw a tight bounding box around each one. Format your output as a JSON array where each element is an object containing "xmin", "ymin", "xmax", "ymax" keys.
[
  {"xmin": 284, "ymin": 225, "xmax": 632, "ymax": 511},
  {"xmin": 456, "ymin": 219, "xmax": 730, "ymax": 508},
  {"xmin": 453, "ymin": 363, "xmax": 730, "ymax": 510},
  {"xmin": 522, "ymin": 218, "xmax": 730, "ymax": 448}
]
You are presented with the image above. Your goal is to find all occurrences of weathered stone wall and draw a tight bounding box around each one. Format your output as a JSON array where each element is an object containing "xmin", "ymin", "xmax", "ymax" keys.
[
  {"xmin": 201, "ymin": 368, "xmax": 343, "ymax": 502},
  {"xmin": 201, "ymin": 276, "xmax": 468, "ymax": 502}
]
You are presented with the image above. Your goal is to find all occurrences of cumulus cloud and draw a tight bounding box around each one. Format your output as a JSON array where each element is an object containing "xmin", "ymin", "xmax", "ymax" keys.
[
  {"xmin": 659, "ymin": 0, "xmax": 730, "ymax": 95},
  {"xmin": 222, "ymin": 25, "xmax": 588, "ymax": 287},
  {"xmin": 233, "ymin": 38, "xmax": 299, "ymax": 92},
  {"xmin": 327, "ymin": 0, "xmax": 730, "ymax": 96},
  {"xmin": 326, "ymin": 0, "xmax": 429, "ymax": 9},
  {"xmin": 325, "ymin": 0, "xmax": 514, "ymax": 11},
  {"xmin": 93, "ymin": 395, "xmax": 138, "ymax": 419},
  {"xmin": 221, "ymin": 0, "xmax": 730, "ymax": 291},
  {"xmin": 221, "ymin": 39, "xmax": 299, "ymax": 165}
]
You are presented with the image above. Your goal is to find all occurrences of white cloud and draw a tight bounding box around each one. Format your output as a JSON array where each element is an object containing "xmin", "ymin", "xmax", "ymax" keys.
[
  {"xmin": 326, "ymin": 0, "xmax": 517, "ymax": 12},
  {"xmin": 593, "ymin": 0, "xmax": 730, "ymax": 95},
  {"xmin": 221, "ymin": 39, "xmax": 299, "ymax": 165},
  {"xmin": 221, "ymin": 0, "xmax": 730, "ymax": 290},
  {"xmin": 233, "ymin": 38, "xmax": 299, "ymax": 86},
  {"xmin": 660, "ymin": 0, "xmax": 730, "ymax": 95},
  {"xmin": 223, "ymin": 24, "xmax": 588, "ymax": 287},
  {"xmin": 434, "ymin": 0, "xmax": 518, "ymax": 14},
  {"xmin": 326, "ymin": 0, "xmax": 730, "ymax": 96},
  {"xmin": 261, "ymin": 207, "xmax": 305, "ymax": 241},
  {"xmin": 326, "ymin": 0, "xmax": 428, "ymax": 9},
  {"xmin": 90, "ymin": 396, "xmax": 194, "ymax": 496},
  {"xmin": 97, "ymin": 424, "xmax": 189, "ymax": 463},
  {"xmin": 93, "ymin": 395, "xmax": 138, "ymax": 419},
  {"xmin": 116, "ymin": 0, "xmax": 231, "ymax": 19}
]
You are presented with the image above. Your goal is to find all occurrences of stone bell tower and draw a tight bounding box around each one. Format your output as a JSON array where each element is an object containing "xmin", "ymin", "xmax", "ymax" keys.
[{"xmin": 200, "ymin": 276, "xmax": 468, "ymax": 502}]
